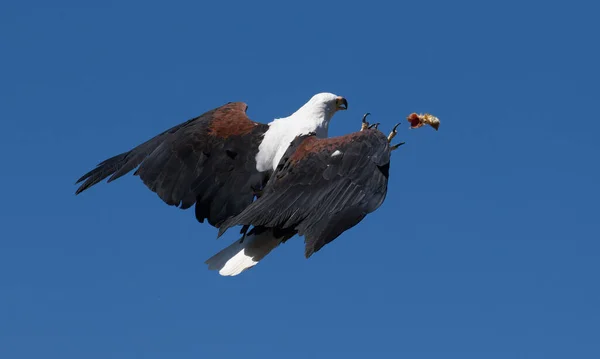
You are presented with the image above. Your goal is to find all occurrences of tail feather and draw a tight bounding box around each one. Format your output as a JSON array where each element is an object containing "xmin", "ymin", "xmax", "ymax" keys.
[{"xmin": 205, "ymin": 230, "xmax": 283, "ymax": 276}]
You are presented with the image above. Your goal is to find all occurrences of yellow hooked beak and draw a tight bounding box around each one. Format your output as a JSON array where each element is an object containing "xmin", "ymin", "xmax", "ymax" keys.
[{"xmin": 335, "ymin": 96, "xmax": 348, "ymax": 111}]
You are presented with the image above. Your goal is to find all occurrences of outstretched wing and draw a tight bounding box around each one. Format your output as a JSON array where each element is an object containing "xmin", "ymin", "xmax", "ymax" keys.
[
  {"xmin": 75, "ymin": 102, "xmax": 269, "ymax": 227},
  {"xmin": 218, "ymin": 129, "xmax": 391, "ymax": 257}
]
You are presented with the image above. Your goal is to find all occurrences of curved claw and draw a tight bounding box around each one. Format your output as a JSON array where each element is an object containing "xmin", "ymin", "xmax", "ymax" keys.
[
  {"xmin": 362, "ymin": 113, "xmax": 371, "ymax": 124},
  {"xmin": 368, "ymin": 122, "xmax": 380, "ymax": 129},
  {"xmin": 388, "ymin": 122, "xmax": 401, "ymax": 142},
  {"xmin": 361, "ymin": 113, "xmax": 371, "ymax": 131},
  {"xmin": 391, "ymin": 142, "xmax": 406, "ymax": 151}
]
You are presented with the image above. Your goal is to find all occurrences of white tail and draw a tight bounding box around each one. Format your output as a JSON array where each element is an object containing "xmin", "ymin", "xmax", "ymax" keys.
[{"xmin": 205, "ymin": 230, "xmax": 283, "ymax": 276}]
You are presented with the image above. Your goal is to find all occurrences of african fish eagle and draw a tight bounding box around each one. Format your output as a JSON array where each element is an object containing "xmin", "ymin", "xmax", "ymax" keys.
[{"xmin": 76, "ymin": 92, "xmax": 439, "ymax": 276}]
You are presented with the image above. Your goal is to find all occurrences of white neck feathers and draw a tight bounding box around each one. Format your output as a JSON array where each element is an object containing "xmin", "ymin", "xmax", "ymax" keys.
[{"xmin": 255, "ymin": 101, "xmax": 335, "ymax": 172}]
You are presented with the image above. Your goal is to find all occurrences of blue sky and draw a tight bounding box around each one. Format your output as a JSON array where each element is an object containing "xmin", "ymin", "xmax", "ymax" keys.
[{"xmin": 1, "ymin": 0, "xmax": 599, "ymax": 358}]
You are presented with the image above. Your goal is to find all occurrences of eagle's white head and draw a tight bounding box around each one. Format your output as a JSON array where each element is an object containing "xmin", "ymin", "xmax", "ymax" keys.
[{"xmin": 292, "ymin": 92, "xmax": 348, "ymax": 125}]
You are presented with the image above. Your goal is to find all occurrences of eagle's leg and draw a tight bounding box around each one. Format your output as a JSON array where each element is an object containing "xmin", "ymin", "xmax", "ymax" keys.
[
  {"xmin": 361, "ymin": 113, "xmax": 371, "ymax": 131},
  {"xmin": 388, "ymin": 123, "xmax": 405, "ymax": 151}
]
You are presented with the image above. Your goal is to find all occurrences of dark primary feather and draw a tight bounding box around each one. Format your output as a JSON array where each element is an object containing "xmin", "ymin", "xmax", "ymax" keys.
[
  {"xmin": 75, "ymin": 102, "xmax": 269, "ymax": 227},
  {"xmin": 218, "ymin": 129, "xmax": 392, "ymax": 258}
]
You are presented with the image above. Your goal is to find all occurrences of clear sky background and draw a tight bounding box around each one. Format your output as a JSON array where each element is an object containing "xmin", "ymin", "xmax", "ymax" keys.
[{"xmin": 1, "ymin": 1, "xmax": 599, "ymax": 358}]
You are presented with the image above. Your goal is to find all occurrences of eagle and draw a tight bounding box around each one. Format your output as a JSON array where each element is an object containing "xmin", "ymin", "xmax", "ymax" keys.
[{"xmin": 76, "ymin": 92, "xmax": 439, "ymax": 276}]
